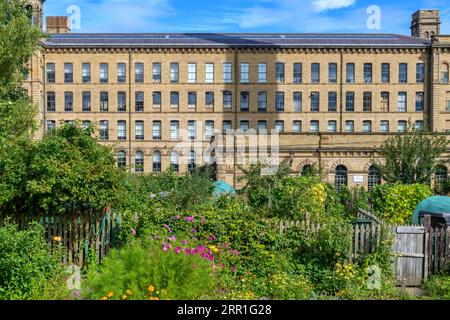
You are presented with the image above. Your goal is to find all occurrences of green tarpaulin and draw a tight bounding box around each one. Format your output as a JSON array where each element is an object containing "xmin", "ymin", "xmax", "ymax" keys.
[{"xmin": 412, "ymin": 196, "xmax": 450, "ymax": 224}]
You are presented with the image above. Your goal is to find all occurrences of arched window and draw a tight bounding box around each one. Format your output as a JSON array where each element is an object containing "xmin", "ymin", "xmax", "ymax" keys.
[
  {"xmin": 425, "ymin": 31, "xmax": 430, "ymax": 39},
  {"xmin": 134, "ymin": 151, "xmax": 144, "ymax": 173},
  {"xmin": 301, "ymin": 164, "xmax": 314, "ymax": 176},
  {"xmin": 152, "ymin": 151, "xmax": 161, "ymax": 173},
  {"xmin": 26, "ymin": 5, "xmax": 34, "ymax": 24},
  {"xmin": 335, "ymin": 165, "xmax": 348, "ymax": 191},
  {"xmin": 435, "ymin": 165, "xmax": 448, "ymax": 194},
  {"xmin": 118, "ymin": 150, "xmax": 126, "ymax": 170},
  {"xmin": 368, "ymin": 165, "xmax": 381, "ymax": 191},
  {"xmin": 188, "ymin": 150, "xmax": 196, "ymax": 173},
  {"xmin": 170, "ymin": 150, "xmax": 179, "ymax": 172}
]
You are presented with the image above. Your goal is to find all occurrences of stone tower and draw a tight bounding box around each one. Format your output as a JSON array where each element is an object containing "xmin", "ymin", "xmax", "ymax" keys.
[
  {"xmin": 411, "ymin": 9, "xmax": 441, "ymax": 39},
  {"xmin": 25, "ymin": 0, "xmax": 45, "ymax": 30}
]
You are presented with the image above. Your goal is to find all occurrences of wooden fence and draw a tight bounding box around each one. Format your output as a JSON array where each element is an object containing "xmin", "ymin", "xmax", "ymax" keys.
[
  {"xmin": 0, "ymin": 208, "xmax": 121, "ymax": 267},
  {"xmin": 279, "ymin": 216, "xmax": 450, "ymax": 287}
]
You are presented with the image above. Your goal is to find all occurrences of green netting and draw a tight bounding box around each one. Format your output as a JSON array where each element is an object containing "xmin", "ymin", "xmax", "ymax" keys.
[{"xmin": 412, "ymin": 196, "xmax": 450, "ymax": 224}]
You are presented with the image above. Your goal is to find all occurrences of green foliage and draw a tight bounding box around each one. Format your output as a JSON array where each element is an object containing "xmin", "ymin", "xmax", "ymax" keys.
[
  {"xmin": 370, "ymin": 183, "xmax": 432, "ymax": 224},
  {"xmin": 83, "ymin": 236, "xmax": 218, "ymax": 300},
  {"xmin": 0, "ymin": 222, "xmax": 68, "ymax": 300},
  {"xmin": 2, "ymin": 123, "xmax": 124, "ymax": 214},
  {"xmin": 376, "ymin": 123, "xmax": 448, "ymax": 185},
  {"xmin": 424, "ymin": 275, "xmax": 450, "ymax": 300}
]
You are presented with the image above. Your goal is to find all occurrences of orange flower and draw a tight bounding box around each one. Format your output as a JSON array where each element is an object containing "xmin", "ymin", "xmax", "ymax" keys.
[
  {"xmin": 52, "ymin": 236, "xmax": 62, "ymax": 242},
  {"xmin": 150, "ymin": 297, "xmax": 160, "ymax": 300},
  {"xmin": 107, "ymin": 291, "xmax": 114, "ymax": 298},
  {"xmin": 148, "ymin": 285, "xmax": 155, "ymax": 292}
]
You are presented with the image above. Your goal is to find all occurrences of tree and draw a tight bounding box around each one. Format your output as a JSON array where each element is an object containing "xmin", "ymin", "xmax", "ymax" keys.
[
  {"xmin": 376, "ymin": 123, "xmax": 449, "ymax": 185},
  {"xmin": 6, "ymin": 123, "xmax": 124, "ymax": 215}
]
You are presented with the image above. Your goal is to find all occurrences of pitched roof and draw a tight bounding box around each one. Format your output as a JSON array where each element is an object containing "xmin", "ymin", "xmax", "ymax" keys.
[{"xmin": 44, "ymin": 33, "xmax": 431, "ymax": 49}]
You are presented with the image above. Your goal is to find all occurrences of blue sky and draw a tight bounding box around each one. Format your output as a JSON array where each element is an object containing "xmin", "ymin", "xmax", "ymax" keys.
[{"xmin": 43, "ymin": 0, "xmax": 450, "ymax": 34}]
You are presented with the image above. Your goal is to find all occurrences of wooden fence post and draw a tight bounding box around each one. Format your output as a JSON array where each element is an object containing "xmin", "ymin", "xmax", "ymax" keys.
[{"xmin": 423, "ymin": 214, "xmax": 431, "ymax": 281}]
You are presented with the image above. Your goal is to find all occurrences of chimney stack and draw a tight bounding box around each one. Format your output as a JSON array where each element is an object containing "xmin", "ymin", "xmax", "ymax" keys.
[
  {"xmin": 46, "ymin": 16, "xmax": 70, "ymax": 34},
  {"xmin": 411, "ymin": 10, "xmax": 440, "ymax": 39}
]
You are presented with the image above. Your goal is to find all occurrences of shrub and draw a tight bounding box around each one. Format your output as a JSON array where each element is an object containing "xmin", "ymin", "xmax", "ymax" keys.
[
  {"xmin": 0, "ymin": 222, "xmax": 68, "ymax": 300},
  {"xmin": 370, "ymin": 183, "xmax": 432, "ymax": 224},
  {"xmin": 424, "ymin": 275, "xmax": 450, "ymax": 300},
  {"xmin": 82, "ymin": 236, "xmax": 219, "ymax": 300}
]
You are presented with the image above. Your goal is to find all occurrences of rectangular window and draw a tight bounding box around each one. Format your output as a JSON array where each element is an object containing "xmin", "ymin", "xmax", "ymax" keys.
[
  {"xmin": 446, "ymin": 92, "xmax": 450, "ymax": 112},
  {"xmin": 416, "ymin": 63, "xmax": 425, "ymax": 83},
  {"xmin": 381, "ymin": 63, "xmax": 390, "ymax": 83},
  {"xmin": 82, "ymin": 63, "xmax": 91, "ymax": 83},
  {"xmin": 258, "ymin": 63, "xmax": 267, "ymax": 83},
  {"xmin": 398, "ymin": 120, "xmax": 407, "ymax": 132},
  {"xmin": 346, "ymin": 92, "xmax": 354, "ymax": 112},
  {"xmin": 100, "ymin": 63, "xmax": 108, "ymax": 83},
  {"xmin": 310, "ymin": 92, "xmax": 320, "ymax": 112},
  {"xmin": 415, "ymin": 121, "xmax": 424, "ymax": 131},
  {"xmin": 416, "ymin": 92, "xmax": 425, "ymax": 112},
  {"xmin": 399, "ymin": 63, "xmax": 408, "ymax": 83},
  {"xmin": 117, "ymin": 92, "xmax": 126, "ymax": 112},
  {"xmin": 240, "ymin": 120, "xmax": 250, "ymax": 132},
  {"xmin": 205, "ymin": 63, "xmax": 214, "ymax": 83},
  {"xmin": 293, "ymin": 63, "xmax": 302, "ymax": 83},
  {"xmin": 117, "ymin": 63, "xmax": 126, "ymax": 83},
  {"xmin": 46, "ymin": 63, "xmax": 55, "ymax": 83},
  {"xmin": 170, "ymin": 63, "xmax": 179, "ymax": 83},
  {"xmin": 275, "ymin": 121, "xmax": 284, "ymax": 133},
  {"xmin": 100, "ymin": 92, "xmax": 109, "ymax": 112},
  {"xmin": 398, "ymin": 92, "xmax": 407, "ymax": 112},
  {"xmin": 328, "ymin": 92, "xmax": 337, "ymax": 112},
  {"xmin": 240, "ymin": 63, "xmax": 249, "ymax": 84},
  {"xmin": 153, "ymin": 121, "xmax": 162, "ymax": 140},
  {"xmin": 206, "ymin": 91, "xmax": 214, "ymax": 108},
  {"xmin": 363, "ymin": 120, "xmax": 372, "ymax": 133},
  {"xmin": 345, "ymin": 120, "xmax": 354, "ymax": 133},
  {"xmin": 82, "ymin": 91, "xmax": 91, "ymax": 112},
  {"xmin": 328, "ymin": 63, "xmax": 337, "ymax": 83},
  {"xmin": 117, "ymin": 121, "xmax": 126, "ymax": 140},
  {"xmin": 135, "ymin": 121, "xmax": 144, "ymax": 140},
  {"xmin": 276, "ymin": 92, "xmax": 285, "ymax": 112},
  {"xmin": 205, "ymin": 121, "xmax": 214, "ymax": 139},
  {"xmin": 223, "ymin": 91, "xmax": 232, "ymax": 109},
  {"xmin": 82, "ymin": 121, "xmax": 91, "ymax": 130},
  {"xmin": 380, "ymin": 120, "xmax": 389, "ymax": 133},
  {"xmin": 170, "ymin": 121, "xmax": 179, "ymax": 140},
  {"xmin": 381, "ymin": 92, "xmax": 390, "ymax": 112},
  {"xmin": 442, "ymin": 69, "xmax": 449, "ymax": 84},
  {"xmin": 276, "ymin": 63, "xmax": 285, "ymax": 83},
  {"xmin": 223, "ymin": 120, "xmax": 232, "ymax": 133},
  {"xmin": 257, "ymin": 121, "xmax": 267, "ymax": 132},
  {"xmin": 223, "ymin": 63, "xmax": 232, "ymax": 83},
  {"xmin": 310, "ymin": 121, "xmax": 319, "ymax": 133},
  {"xmin": 47, "ymin": 92, "xmax": 55, "ymax": 112},
  {"xmin": 240, "ymin": 91, "xmax": 249, "ymax": 112},
  {"xmin": 135, "ymin": 91, "xmax": 144, "ymax": 112},
  {"xmin": 258, "ymin": 91, "xmax": 267, "ymax": 112},
  {"xmin": 64, "ymin": 91, "xmax": 73, "ymax": 112},
  {"xmin": 99, "ymin": 120, "xmax": 109, "ymax": 140},
  {"xmin": 364, "ymin": 63, "xmax": 373, "ymax": 83},
  {"xmin": 188, "ymin": 120, "xmax": 197, "ymax": 140},
  {"xmin": 153, "ymin": 91, "xmax": 161, "ymax": 108},
  {"xmin": 293, "ymin": 120, "xmax": 302, "ymax": 133},
  {"xmin": 328, "ymin": 120, "xmax": 337, "ymax": 133},
  {"xmin": 346, "ymin": 63, "xmax": 355, "ymax": 84},
  {"xmin": 170, "ymin": 92, "xmax": 179, "ymax": 109},
  {"xmin": 135, "ymin": 63, "xmax": 144, "ymax": 83},
  {"xmin": 363, "ymin": 92, "xmax": 372, "ymax": 112},
  {"xmin": 293, "ymin": 92, "xmax": 302, "ymax": 112},
  {"xmin": 64, "ymin": 63, "xmax": 73, "ymax": 83},
  {"xmin": 153, "ymin": 63, "xmax": 162, "ymax": 83},
  {"xmin": 311, "ymin": 63, "xmax": 320, "ymax": 83},
  {"xmin": 188, "ymin": 92, "xmax": 197, "ymax": 109}
]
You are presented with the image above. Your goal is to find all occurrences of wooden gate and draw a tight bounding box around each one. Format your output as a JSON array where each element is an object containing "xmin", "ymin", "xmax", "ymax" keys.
[{"xmin": 392, "ymin": 226, "xmax": 426, "ymax": 287}]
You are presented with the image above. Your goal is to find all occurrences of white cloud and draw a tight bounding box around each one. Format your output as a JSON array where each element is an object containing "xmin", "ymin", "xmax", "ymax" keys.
[{"xmin": 312, "ymin": 0, "xmax": 356, "ymax": 12}]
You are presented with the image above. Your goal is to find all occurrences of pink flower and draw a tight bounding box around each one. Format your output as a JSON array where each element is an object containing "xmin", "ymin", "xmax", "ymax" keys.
[
  {"xmin": 175, "ymin": 215, "xmax": 181, "ymax": 220},
  {"xmin": 201, "ymin": 216, "xmax": 206, "ymax": 223},
  {"xmin": 175, "ymin": 247, "xmax": 181, "ymax": 254},
  {"xmin": 197, "ymin": 245, "xmax": 205, "ymax": 252},
  {"xmin": 212, "ymin": 264, "xmax": 217, "ymax": 269},
  {"xmin": 131, "ymin": 228, "xmax": 136, "ymax": 236},
  {"xmin": 192, "ymin": 249, "xmax": 198, "ymax": 255},
  {"xmin": 168, "ymin": 236, "xmax": 176, "ymax": 242},
  {"xmin": 208, "ymin": 235, "xmax": 217, "ymax": 241},
  {"xmin": 185, "ymin": 249, "xmax": 191, "ymax": 255},
  {"xmin": 208, "ymin": 256, "xmax": 214, "ymax": 261},
  {"xmin": 219, "ymin": 264, "xmax": 224, "ymax": 269},
  {"xmin": 200, "ymin": 253, "xmax": 205, "ymax": 258},
  {"xmin": 163, "ymin": 224, "xmax": 171, "ymax": 231},
  {"xmin": 186, "ymin": 216, "xmax": 194, "ymax": 222},
  {"xmin": 182, "ymin": 240, "xmax": 189, "ymax": 245},
  {"xmin": 191, "ymin": 228, "xmax": 197, "ymax": 234}
]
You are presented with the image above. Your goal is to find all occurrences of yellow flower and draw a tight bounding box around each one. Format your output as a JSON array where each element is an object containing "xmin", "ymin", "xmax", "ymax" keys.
[
  {"xmin": 125, "ymin": 289, "xmax": 133, "ymax": 295},
  {"xmin": 150, "ymin": 297, "xmax": 160, "ymax": 300},
  {"xmin": 148, "ymin": 285, "xmax": 155, "ymax": 292},
  {"xmin": 122, "ymin": 294, "xmax": 128, "ymax": 300},
  {"xmin": 100, "ymin": 296, "xmax": 108, "ymax": 300},
  {"xmin": 52, "ymin": 236, "xmax": 62, "ymax": 242},
  {"xmin": 107, "ymin": 291, "xmax": 114, "ymax": 298}
]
